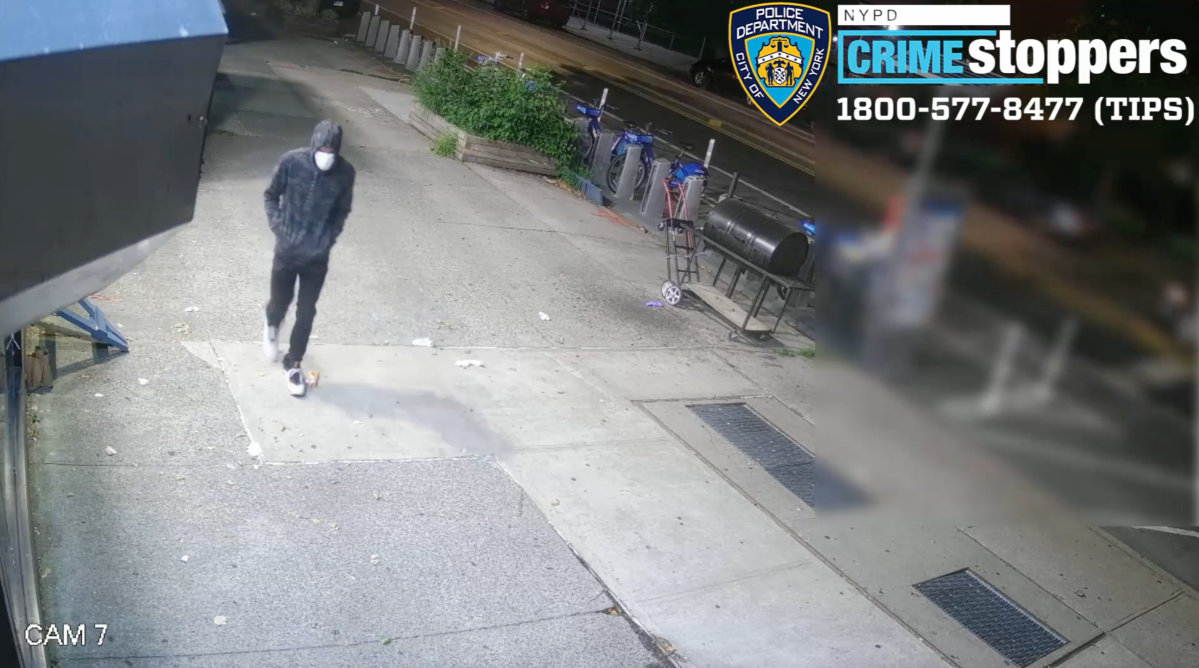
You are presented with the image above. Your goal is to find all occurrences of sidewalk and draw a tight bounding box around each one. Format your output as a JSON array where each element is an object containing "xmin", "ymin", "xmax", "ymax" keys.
[
  {"xmin": 563, "ymin": 16, "xmax": 698, "ymax": 75},
  {"xmin": 24, "ymin": 19, "xmax": 1199, "ymax": 668}
]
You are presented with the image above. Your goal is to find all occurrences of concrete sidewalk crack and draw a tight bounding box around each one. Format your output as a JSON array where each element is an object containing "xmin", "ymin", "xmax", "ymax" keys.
[{"xmin": 57, "ymin": 609, "xmax": 611, "ymax": 664}]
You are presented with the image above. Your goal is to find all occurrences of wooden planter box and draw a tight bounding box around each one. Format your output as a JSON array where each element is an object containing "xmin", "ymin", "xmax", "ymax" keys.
[
  {"xmin": 282, "ymin": 16, "xmax": 339, "ymax": 37},
  {"xmin": 408, "ymin": 104, "xmax": 557, "ymax": 177}
]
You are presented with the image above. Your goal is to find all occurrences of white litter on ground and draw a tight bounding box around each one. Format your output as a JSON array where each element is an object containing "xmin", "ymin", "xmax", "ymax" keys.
[
  {"xmin": 104, "ymin": 446, "xmax": 117, "ymax": 456},
  {"xmin": 538, "ymin": 312, "xmax": 551, "ymax": 321},
  {"xmin": 247, "ymin": 441, "xmax": 263, "ymax": 458},
  {"xmin": 214, "ymin": 616, "xmax": 227, "ymax": 626},
  {"xmin": 94, "ymin": 393, "xmax": 104, "ymax": 398},
  {"xmin": 184, "ymin": 306, "xmax": 200, "ymax": 312},
  {"xmin": 370, "ymin": 554, "xmax": 381, "ymax": 565},
  {"xmin": 181, "ymin": 555, "xmax": 189, "ymax": 563},
  {"xmin": 455, "ymin": 360, "xmax": 485, "ymax": 369},
  {"xmin": 412, "ymin": 338, "xmax": 434, "ymax": 347},
  {"xmin": 138, "ymin": 378, "xmax": 149, "ymax": 385}
]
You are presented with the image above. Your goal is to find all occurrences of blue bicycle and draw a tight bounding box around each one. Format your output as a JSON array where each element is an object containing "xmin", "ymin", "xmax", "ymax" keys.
[
  {"xmin": 573, "ymin": 103, "xmax": 708, "ymax": 196},
  {"xmin": 574, "ymin": 101, "xmax": 604, "ymax": 164},
  {"xmin": 606, "ymin": 122, "xmax": 708, "ymax": 198}
]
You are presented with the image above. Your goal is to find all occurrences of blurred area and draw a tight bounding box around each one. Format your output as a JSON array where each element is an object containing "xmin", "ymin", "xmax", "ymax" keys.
[{"xmin": 814, "ymin": 0, "xmax": 1196, "ymax": 527}]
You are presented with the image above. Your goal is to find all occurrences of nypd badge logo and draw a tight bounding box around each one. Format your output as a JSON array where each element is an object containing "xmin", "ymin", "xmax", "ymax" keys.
[{"xmin": 729, "ymin": 3, "xmax": 830, "ymax": 127}]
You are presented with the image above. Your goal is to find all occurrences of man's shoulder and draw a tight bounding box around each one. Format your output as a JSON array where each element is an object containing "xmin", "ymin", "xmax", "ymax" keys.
[{"xmin": 280, "ymin": 148, "xmax": 311, "ymax": 165}]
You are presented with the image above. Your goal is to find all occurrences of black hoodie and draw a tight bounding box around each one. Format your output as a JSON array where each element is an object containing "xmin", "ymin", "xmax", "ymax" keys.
[{"xmin": 264, "ymin": 120, "xmax": 356, "ymax": 260}]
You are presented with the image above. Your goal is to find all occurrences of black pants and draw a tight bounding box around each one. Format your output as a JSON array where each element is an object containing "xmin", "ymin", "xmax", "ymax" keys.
[{"xmin": 265, "ymin": 252, "xmax": 329, "ymax": 370}]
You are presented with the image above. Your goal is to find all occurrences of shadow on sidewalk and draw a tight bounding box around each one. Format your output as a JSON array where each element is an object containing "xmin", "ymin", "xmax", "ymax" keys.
[{"xmin": 313, "ymin": 382, "xmax": 513, "ymax": 457}]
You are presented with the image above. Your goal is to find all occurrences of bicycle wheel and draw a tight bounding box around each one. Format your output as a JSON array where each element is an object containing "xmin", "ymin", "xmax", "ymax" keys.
[
  {"xmin": 580, "ymin": 131, "xmax": 596, "ymax": 165},
  {"xmin": 607, "ymin": 155, "xmax": 646, "ymax": 194},
  {"xmin": 606, "ymin": 155, "xmax": 625, "ymax": 192},
  {"xmin": 632, "ymin": 159, "xmax": 649, "ymax": 196}
]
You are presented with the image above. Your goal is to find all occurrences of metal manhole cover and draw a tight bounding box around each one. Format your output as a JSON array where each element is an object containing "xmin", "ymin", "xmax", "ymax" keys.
[
  {"xmin": 688, "ymin": 403, "xmax": 864, "ymax": 510},
  {"xmin": 915, "ymin": 570, "xmax": 1066, "ymax": 667}
]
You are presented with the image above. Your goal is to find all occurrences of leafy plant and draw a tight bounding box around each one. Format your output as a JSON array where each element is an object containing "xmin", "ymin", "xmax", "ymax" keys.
[
  {"xmin": 275, "ymin": 0, "xmax": 320, "ymax": 19},
  {"xmin": 777, "ymin": 347, "xmax": 815, "ymax": 359},
  {"xmin": 432, "ymin": 131, "xmax": 459, "ymax": 157},
  {"xmin": 413, "ymin": 50, "xmax": 587, "ymax": 183}
]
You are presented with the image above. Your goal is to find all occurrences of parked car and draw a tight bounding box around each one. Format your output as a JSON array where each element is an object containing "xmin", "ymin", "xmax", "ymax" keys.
[
  {"xmin": 689, "ymin": 56, "xmax": 815, "ymax": 131},
  {"xmin": 320, "ymin": 0, "xmax": 360, "ymax": 19},
  {"xmin": 689, "ymin": 56, "xmax": 740, "ymax": 95},
  {"xmin": 492, "ymin": 0, "xmax": 570, "ymax": 28}
]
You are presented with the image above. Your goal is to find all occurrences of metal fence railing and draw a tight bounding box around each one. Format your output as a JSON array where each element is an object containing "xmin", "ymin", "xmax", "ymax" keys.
[{"xmin": 567, "ymin": 0, "xmax": 709, "ymax": 58}]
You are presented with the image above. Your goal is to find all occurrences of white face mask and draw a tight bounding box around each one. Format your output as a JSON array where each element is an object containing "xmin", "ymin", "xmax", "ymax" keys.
[{"xmin": 314, "ymin": 151, "xmax": 335, "ymax": 171}]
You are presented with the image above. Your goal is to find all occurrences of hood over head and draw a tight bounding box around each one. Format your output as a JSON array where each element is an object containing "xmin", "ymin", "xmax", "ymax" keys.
[{"xmin": 309, "ymin": 120, "xmax": 343, "ymax": 154}]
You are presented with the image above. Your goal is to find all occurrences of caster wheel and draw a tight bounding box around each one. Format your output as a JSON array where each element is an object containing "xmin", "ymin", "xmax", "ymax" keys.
[{"xmin": 661, "ymin": 280, "xmax": 683, "ymax": 306}]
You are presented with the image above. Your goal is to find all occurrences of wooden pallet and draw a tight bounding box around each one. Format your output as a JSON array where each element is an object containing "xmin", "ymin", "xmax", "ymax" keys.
[{"xmin": 685, "ymin": 283, "xmax": 772, "ymax": 333}]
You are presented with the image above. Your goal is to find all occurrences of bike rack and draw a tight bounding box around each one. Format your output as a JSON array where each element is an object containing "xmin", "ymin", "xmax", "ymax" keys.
[
  {"xmin": 592, "ymin": 130, "xmax": 617, "ymax": 179},
  {"xmin": 639, "ymin": 158, "xmax": 673, "ymax": 217},
  {"xmin": 613, "ymin": 144, "xmax": 643, "ymax": 200}
]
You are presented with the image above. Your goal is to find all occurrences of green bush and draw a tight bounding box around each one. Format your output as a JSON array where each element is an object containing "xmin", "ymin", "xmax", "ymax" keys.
[
  {"xmin": 275, "ymin": 0, "xmax": 320, "ymax": 18},
  {"xmin": 432, "ymin": 132, "xmax": 459, "ymax": 157},
  {"xmin": 413, "ymin": 50, "xmax": 586, "ymax": 183}
]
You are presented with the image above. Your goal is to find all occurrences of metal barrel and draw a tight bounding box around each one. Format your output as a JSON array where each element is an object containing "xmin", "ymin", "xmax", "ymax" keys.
[{"xmin": 702, "ymin": 199, "xmax": 810, "ymax": 276}]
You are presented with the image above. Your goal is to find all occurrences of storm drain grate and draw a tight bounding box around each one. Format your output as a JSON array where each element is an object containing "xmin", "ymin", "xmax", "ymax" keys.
[
  {"xmin": 915, "ymin": 570, "xmax": 1066, "ymax": 667},
  {"xmin": 687, "ymin": 403, "xmax": 864, "ymax": 510}
]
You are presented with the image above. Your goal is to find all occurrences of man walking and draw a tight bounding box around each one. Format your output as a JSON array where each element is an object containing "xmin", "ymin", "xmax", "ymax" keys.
[{"xmin": 263, "ymin": 120, "xmax": 355, "ymax": 397}]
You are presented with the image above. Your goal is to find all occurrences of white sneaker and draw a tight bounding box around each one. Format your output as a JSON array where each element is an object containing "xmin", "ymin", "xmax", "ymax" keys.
[
  {"xmin": 286, "ymin": 365, "xmax": 307, "ymax": 397},
  {"xmin": 264, "ymin": 321, "xmax": 279, "ymax": 362}
]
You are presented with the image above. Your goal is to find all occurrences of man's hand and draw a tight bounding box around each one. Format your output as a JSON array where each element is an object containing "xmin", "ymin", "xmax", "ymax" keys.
[{"xmin": 264, "ymin": 156, "xmax": 289, "ymax": 230}]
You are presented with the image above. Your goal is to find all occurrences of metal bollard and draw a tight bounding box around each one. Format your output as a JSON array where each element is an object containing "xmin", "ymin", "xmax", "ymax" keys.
[
  {"xmin": 396, "ymin": 30, "xmax": 411, "ymax": 64},
  {"xmin": 384, "ymin": 25, "xmax": 401, "ymax": 59},
  {"xmin": 356, "ymin": 13, "xmax": 371, "ymax": 42},
  {"xmin": 592, "ymin": 130, "xmax": 617, "ymax": 178},
  {"xmin": 435, "ymin": 47, "xmax": 446, "ymax": 63},
  {"xmin": 613, "ymin": 145, "xmax": 643, "ymax": 200},
  {"xmin": 1030, "ymin": 317, "xmax": 1078, "ymax": 402},
  {"xmin": 406, "ymin": 35, "xmax": 423, "ymax": 70},
  {"xmin": 373, "ymin": 20, "xmax": 391, "ymax": 52},
  {"xmin": 726, "ymin": 171, "xmax": 740, "ymax": 198},
  {"xmin": 365, "ymin": 15, "xmax": 381, "ymax": 47},
  {"xmin": 676, "ymin": 175, "xmax": 704, "ymax": 221},
  {"xmin": 639, "ymin": 159, "xmax": 673, "ymax": 217},
  {"xmin": 979, "ymin": 323, "xmax": 1025, "ymax": 416},
  {"xmin": 419, "ymin": 39, "xmax": 435, "ymax": 68}
]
